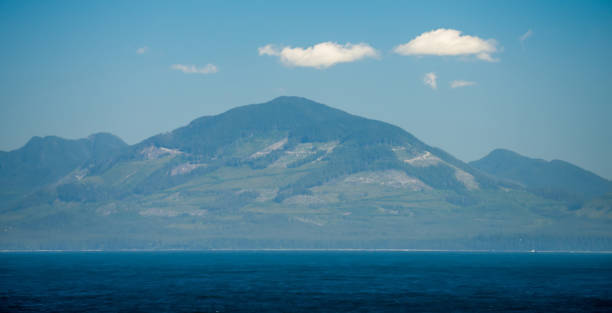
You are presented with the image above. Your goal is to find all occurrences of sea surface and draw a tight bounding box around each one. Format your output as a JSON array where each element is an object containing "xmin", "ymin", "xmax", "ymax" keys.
[{"xmin": 1, "ymin": 251, "xmax": 611, "ymax": 312}]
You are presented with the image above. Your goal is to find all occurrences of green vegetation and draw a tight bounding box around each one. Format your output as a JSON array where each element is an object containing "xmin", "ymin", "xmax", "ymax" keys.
[
  {"xmin": 470, "ymin": 148, "xmax": 612, "ymax": 205},
  {"xmin": 1, "ymin": 97, "xmax": 610, "ymax": 250}
]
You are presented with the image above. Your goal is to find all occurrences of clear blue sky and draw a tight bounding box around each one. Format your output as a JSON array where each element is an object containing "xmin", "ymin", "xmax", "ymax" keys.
[{"xmin": 1, "ymin": 0, "xmax": 611, "ymax": 179}]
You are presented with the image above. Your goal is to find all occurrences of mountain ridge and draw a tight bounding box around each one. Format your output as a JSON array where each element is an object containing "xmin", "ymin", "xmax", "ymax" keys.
[
  {"xmin": 470, "ymin": 148, "xmax": 612, "ymax": 204},
  {"xmin": 1, "ymin": 97, "xmax": 610, "ymax": 250},
  {"xmin": 0, "ymin": 133, "xmax": 127, "ymax": 204}
]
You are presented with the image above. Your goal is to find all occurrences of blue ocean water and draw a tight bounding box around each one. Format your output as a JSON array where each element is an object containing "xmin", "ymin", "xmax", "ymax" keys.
[{"xmin": 1, "ymin": 251, "xmax": 611, "ymax": 312}]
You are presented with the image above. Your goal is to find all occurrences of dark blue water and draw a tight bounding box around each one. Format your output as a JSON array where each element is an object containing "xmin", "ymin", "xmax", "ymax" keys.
[{"xmin": 1, "ymin": 251, "xmax": 611, "ymax": 312}]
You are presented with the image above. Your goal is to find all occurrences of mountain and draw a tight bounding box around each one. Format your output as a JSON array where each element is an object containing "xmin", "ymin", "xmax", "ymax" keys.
[
  {"xmin": 0, "ymin": 133, "xmax": 127, "ymax": 204},
  {"xmin": 1, "ymin": 97, "xmax": 610, "ymax": 250},
  {"xmin": 470, "ymin": 149, "xmax": 612, "ymax": 208},
  {"xmin": 77, "ymin": 96, "xmax": 491, "ymax": 201}
]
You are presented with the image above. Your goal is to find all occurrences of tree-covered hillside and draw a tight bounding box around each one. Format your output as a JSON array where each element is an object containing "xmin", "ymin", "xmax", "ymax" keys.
[
  {"xmin": 470, "ymin": 149, "xmax": 612, "ymax": 208},
  {"xmin": 1, "ymin": 97, "xmax": 610, "ymax": 250}
]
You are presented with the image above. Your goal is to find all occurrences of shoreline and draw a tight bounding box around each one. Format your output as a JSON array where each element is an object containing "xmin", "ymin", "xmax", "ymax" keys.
[{"xmin": 1, "ymin": 248, "xmax": 612, "ymax": 254}]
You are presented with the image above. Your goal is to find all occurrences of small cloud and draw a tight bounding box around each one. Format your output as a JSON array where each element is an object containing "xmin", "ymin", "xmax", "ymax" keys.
[
  {"xmin": 258, "ymin": 41, "xmax": 379, "ymax": 69},
  {"xmin": 520, "ymin": 29, "xmax": 533, "ymax": 42},
  {"xmin": 136, "ymin": 46, "xmax": 149, "ymax": 54},
  {"xmin": 170, "ymin": 64, "xmax": 218, "ymax": 74},
  {"xmin": 424, "ymin": 72, "xmax": 437, "ymax": 89},
  {"xmin": 450, "ymin": 80, "xmax": 477, "ymax": 88},
  {"xmin": 519, "ymin": 29, "xmax": 533, "ymax": 48},
  {"xmin": 258, "ymin": 44, "xmax": 280, "ymax": 56},
  {"xmin": 394, "ymin": 28, "xmax": 499, "ymax": 62}
]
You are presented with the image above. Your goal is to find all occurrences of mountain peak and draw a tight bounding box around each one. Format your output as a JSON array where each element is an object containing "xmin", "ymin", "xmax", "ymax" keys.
[
  {"xmin": 235, "ymin": 96, "xmax": 340, "ymax": 117},
  {"xmin": 471, "ymin": 148, "xmax": 612, "ymax": 199},
  {"xmin": 87, "ymin": 132, "xmax": 125, "ymax": 142},
  {"xmin": 484, "ymin": 148, "xmax": 542, "ymax": 162},
  {"xmin": 269, "ymin": 95, "xmax": 319, "ymax": 103},
  {"xmin": 144, "ymin": 96, "xmax": 421, "ymax": 156},
  {"xmin": 18, "ymin": 133, "xmax": 126, "ymax": 153},
  {"xmin": 24, "ymin": 135, "xmax": 59, "ymax": 145}
]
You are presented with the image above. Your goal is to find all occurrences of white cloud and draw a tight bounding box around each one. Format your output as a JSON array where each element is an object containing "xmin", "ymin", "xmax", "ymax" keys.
[
  {"xmin": 520, "ymin": 29, "xmax": 533, "ymax": 42},
  {"xmin": 520, "ymin": 29, "xmax": 533, "ymax": 47},
  {"xmin": 258, "ymin": 44, "xmax": 279, "ymax": 56},
  {"xmin": 394, "ymin": 28, "xmax": 499, "ymax": 62},
  {"xmin": 136, "ymin": 46, "xmax": 148, "ymax": 54},
  {"xmin": 258, "ymin": 41, "xmax": 378, "ymax": 69},
  {"xmin": 170, "ymin": 64, "xmax": 218, "ymax": 74},
  {"xmin": 450, "ymin": 80, "xmax": 477, "ymax": 88},
  {"xmin": 424, "ymin": 72, "xmax": 437, "ymax": 89}
]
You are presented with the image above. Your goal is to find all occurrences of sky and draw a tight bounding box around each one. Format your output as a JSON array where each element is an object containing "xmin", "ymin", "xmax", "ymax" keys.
[{"xmin": 0, "ymin": 0, "xmax": 611, "ymax": 179}]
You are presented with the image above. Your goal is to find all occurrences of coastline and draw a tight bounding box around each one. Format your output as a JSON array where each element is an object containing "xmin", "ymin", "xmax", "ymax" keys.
[{"xmin": 2, "ymin": 248, "xmax": 612, "ymax": 254}]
